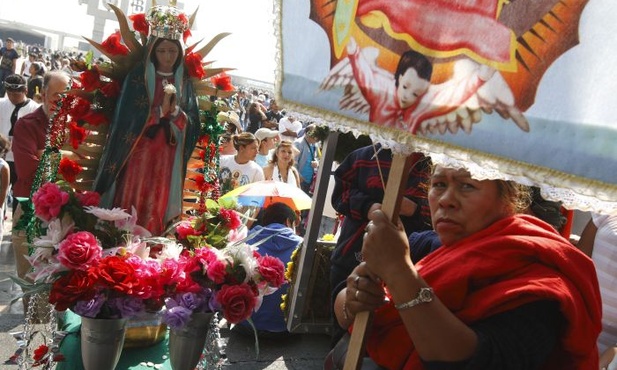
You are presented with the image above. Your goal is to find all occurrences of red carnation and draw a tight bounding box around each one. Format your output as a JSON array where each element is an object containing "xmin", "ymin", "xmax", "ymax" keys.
[
  {"xmin": 101, "ymin": 31, "xmax": 129, "ymax": 56},
  {"xmin": 100, "ymin": 80, "xmax": 121, "ymax": 98},
  {"xmin": 80, "ymin": 67, "xmax": 101, "ymax": 92},
  {"xmin": 211, "ymin": 72, "xmax": 234, "ymax": 91},
  {"xmin": 68, "ymin": 121, "xmax": 87, "ymax": 149},
  {"xmin": 59, "ymin": 157, "xmax": 83, "ymax": 183},
  {"xmin": 184, "ymin": 52, "xmax": 205, "ymax": 79},
  {"xmin": 128, "ymin": 13, "xmax": 149, "ymax": 35},
  {"xmin": 258, "ymin": 255, "xmax": 286, "ymax": 288}
]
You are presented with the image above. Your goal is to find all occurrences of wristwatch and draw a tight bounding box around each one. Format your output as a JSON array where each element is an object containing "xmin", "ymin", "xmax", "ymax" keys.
[{"xmin": 394, "ymin": 287, "xmax": 434, "ymax": 310}]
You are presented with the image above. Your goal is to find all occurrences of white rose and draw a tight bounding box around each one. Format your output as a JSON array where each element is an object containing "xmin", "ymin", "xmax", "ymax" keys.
[{"xmin": 164, "ymin": 83, "xmax": 177, "ymax": 95}]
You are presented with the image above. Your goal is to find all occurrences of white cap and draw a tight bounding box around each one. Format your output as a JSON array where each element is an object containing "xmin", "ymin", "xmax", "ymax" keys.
[{"xmin": 255, "ymin": 128, "xmax": 279, "ymax": 141}]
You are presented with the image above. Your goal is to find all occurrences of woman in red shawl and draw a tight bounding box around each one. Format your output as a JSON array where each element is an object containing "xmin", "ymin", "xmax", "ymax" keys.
[{"xmin": 332, "ymin": 166, "xmax": 602, "ymax": 369}]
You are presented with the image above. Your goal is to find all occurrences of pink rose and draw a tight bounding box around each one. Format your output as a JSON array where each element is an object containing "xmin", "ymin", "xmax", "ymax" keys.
[
  {"xmin": 216, "ymin": 283, "xmax": 256, "ymax": 324},
  {"xmin": 75, "ymin": 191, "xmax": 101, "ymax": 207},
  {"xmin": 193, "ymin": 247, "xmax": 217, "ymax": 266},
  {"xmin": 206, "ymin": 259, "xmax": 227, "ymax": 284},
  {"xmin": 258, "ymin": 255, "xmax": 286, "ymax": 288},
  {"xmin": 176, "ymin": 220, "xmax": 201, "ymax": 240},
  {"xmin": 32, "ymin": 182, "xmax": 70, "ymax": 222},
  {"xmin": 57, "ymin": 231, "xmax": 102, "ymax": 270}
]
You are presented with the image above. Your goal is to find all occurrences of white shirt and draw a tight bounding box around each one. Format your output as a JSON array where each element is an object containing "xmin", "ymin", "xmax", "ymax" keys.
[
  {"xmin": 272, "ymin": 166, "xmax": 298, "ymax": 187},
  {"xmin": 219, "ymin": 155, "xmax": 265, "ymax": 194},
  {"xmin": 0, "ymin": 97, "xmax": 40, "ymax": 161},
  {"xmin": 278, "ymin": 117, "xmax": 302, "ymax": 142},
  {"xmin": 590, "ymin": 213, "xmax": 617, "ymax": 353}
]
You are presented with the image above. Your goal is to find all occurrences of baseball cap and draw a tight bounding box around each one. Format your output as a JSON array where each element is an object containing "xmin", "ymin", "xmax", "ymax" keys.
[
  {"xmin": 255, "ymin": 128, "xmax": 279, "ymax": 141},
  {"xmin": 6, "ymin": 37, "xmax": 15, "ymax": 43},
  {"xmin": 3, "ymin": 74, "xmax": 26, "ymax": 91}
]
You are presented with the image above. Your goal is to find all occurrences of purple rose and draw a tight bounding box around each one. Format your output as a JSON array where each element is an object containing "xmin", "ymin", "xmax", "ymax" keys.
[
  {"xmin": 73, "ymin": 293, "xmax": 105, "ymax": 318},
  {"xmin": 162, "ymin": 304, "xmax": 192, "ymax": 330},
  {"xmin": 178, "ymin": 292, "xmax": 206, "ymax": 312},
  {"xmin": 108, "ymin": 296, "xmax": 144, "ymax": 319}
]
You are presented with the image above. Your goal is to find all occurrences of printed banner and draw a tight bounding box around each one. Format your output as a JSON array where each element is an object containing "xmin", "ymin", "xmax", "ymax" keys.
[{"xmin": 276, "ymin": 0, "xmax": 617, "ymax": 213}]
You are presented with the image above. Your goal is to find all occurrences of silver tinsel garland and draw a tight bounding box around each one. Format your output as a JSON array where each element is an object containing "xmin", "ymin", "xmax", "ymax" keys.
[{"xmin": 198, "ymin": 312, "xmax": 229, "ymax": 370}]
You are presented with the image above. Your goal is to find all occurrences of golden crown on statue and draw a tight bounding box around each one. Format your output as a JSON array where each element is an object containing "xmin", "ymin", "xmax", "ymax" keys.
[{"xmin": 146, "ymin": 4, "xmax": 189, "ymax": 40}]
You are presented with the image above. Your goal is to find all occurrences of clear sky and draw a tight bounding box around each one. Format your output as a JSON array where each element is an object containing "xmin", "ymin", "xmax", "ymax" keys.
[{"xmin": 0, "ymin": 0, "xmax": 277, "ymax": 83}]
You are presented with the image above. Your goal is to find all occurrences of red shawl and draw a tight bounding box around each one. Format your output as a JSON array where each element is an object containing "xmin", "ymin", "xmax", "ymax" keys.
[{"xmin": 363, "ymin": 215, "xmax": 601, "ymax": 369}]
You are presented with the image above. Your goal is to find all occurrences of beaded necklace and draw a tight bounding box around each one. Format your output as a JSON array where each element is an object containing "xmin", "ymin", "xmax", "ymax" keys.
[{"xmin": 277, "ymin": 164, "xmax": 287, "ymax": 182}]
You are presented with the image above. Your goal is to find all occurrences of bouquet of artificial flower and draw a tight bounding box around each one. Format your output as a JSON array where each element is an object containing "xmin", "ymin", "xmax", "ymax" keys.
[
  {"xmin": 174, "ymin": 199, "xmax": 244, "ymax": 250},
  {"xmin": 161, "ymin": 242, "xmax": 286, "ymax": 330},
  {"xmin": 19, "ymin": 181, "xmax": 174, "ymax": 319}
]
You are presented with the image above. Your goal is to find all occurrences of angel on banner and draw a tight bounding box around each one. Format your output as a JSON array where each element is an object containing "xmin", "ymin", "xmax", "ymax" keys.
[{"xmin": 321, "ymin": 37, "xmax": 529, "ymax": 134}]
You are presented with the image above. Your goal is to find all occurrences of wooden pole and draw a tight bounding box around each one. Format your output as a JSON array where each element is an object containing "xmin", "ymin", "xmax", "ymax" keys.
[{"xmin": 343, "ymin": 153, "xmax": 416, "ymax": 370}]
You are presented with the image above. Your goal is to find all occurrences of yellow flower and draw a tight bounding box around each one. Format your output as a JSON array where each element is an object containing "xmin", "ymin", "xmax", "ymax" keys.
[{"xmin": 285, "ymin": 261, "xmax": 294, "ymax": 281}]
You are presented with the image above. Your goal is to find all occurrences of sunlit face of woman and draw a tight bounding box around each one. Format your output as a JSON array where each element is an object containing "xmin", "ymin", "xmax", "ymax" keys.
[
  {"xmin": 276, "ymin": 145, "xmax": 294, "ymax": 164},
  {"xmin": 154, "ymin": 40, "xmax": 180, "ymax": 73},
  {"xmin": 428, "ymin": 166, "xmax": 511, "ymax": 246},
  {"xmin": 239, "ymin": 141, "xmax": 259, "ymax": 161}
]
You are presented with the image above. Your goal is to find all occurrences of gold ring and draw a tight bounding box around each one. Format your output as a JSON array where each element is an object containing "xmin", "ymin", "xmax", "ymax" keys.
[
  {"xmin": 354, "ymin": 276, "xmax": 360, "ymax": 288},
  {"xmin": 355, "ymin": 289, "xmax": 360, "ymax": 300}
]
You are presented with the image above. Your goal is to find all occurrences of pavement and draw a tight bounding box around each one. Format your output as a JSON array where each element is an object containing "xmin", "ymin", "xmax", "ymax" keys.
[{"xmin": 0, "ymin": 210, "xmax": 332, "ymax": 369}]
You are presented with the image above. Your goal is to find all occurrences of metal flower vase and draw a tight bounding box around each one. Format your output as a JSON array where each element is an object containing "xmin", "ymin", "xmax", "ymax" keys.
[
  {"xmin": 169, "ymin": 312, "xmax": 214, "ymax": 370},
  {"xmin": 80, "ymin": 316, "xmax": 128, "ymax": 370}
]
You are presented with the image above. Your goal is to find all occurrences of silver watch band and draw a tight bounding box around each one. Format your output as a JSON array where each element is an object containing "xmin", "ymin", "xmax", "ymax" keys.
[{"xmin": 394, "ymin": 287, "xmax": 434, "ymax": 310}]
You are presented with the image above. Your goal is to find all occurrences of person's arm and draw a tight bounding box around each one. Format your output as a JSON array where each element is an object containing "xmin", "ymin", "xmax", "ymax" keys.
[
  {"xmin": 600, "ymin": 346, "xmax": 617, "ymax": 370},
  {"xmin": 347, "ymin": 37, "xmax": 382, "ymax": 104},
  {"xmin": 576, "ymin": 218, "xmax": 597, "ymax": 257},
  {"xmin": 278, "ymin": 119, "xmax": 297, "ymax": 136}
]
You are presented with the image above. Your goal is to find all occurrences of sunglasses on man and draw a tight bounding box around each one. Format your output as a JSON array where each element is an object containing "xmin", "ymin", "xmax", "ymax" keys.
[{"xmin": 3, "ymin": 82, "xmax": 26, "ymax": 91}]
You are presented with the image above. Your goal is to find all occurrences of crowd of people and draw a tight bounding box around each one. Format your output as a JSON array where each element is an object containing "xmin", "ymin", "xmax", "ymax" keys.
[{"xmin": 1, "ymin": 27, "xmax": 617, "ymax": 370}]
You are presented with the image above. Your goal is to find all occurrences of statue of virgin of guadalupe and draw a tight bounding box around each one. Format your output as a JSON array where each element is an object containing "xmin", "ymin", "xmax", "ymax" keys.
[{"xmin": 93, "ymin": 5, "xmax": 201, "ymax": 235}]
